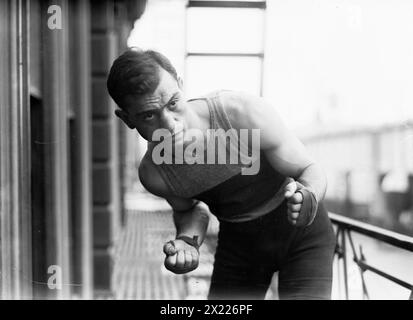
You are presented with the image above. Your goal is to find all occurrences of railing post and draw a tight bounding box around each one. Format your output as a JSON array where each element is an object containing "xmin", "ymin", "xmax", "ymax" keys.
[
  {"xmin": 334, "ymin": 228, "xmax": 342, "ymax": 299},
  {"xmin": 346, "ymin": 229, "xmax": 370, "ymax": 299},
  {"xmin": 341, "ymin": 228, "xmax": 349, "ymax": 300}
]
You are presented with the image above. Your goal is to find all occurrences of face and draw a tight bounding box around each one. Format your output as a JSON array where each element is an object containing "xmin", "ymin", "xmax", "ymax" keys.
[{"xmin": 116, "ymin": 68, "xmax": 188, "ymax": 142}]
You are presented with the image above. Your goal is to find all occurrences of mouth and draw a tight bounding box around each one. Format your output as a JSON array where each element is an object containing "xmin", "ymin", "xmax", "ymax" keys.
[
  {"xmin": 171, "ymin": 129, "xmax": 184, "ymax": 137},
  {"xmin": 171, "ymin": 130, "xmax": 186, "ymax": 145}
]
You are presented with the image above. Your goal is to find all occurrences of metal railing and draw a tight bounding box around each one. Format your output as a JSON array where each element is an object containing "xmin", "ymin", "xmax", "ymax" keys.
[{"xmin": 329, "ymin": 212, "xmax": 413, "ymax": 300}]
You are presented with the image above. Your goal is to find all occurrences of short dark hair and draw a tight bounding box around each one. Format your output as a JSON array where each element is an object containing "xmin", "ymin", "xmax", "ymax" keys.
[{"xmin": 107, "ymin": 48, "xmax": 178, "ymax": 108}]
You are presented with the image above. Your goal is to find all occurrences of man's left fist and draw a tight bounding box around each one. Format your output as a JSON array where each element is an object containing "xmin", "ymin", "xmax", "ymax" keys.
[{"xmin": 284, "ymin": 179, "xmax": 304, "ymax": 226}]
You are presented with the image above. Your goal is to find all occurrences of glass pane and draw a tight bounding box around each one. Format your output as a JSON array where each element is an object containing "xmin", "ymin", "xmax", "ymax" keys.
[
  {"xmin": 186, "ymin": 8, "xmax": 264, "ymax": 53},
  {"xmin": 185, "ymin": 56, "xmax": 261, "ymax": 98}
]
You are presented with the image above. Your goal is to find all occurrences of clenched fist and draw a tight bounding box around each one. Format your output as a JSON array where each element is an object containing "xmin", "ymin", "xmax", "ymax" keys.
[
  {"xmin": 163, "ymin": 239, "xmax": 199, "ymax": 274},
  {"xmin": 284, "ymin": 178, "xmax": 318, "ymax": 227}
]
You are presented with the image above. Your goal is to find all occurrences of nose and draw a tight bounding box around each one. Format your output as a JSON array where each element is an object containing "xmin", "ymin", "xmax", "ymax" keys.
[{"xmin": 160, "ymin": 110, "xmax": 179, "ymax": 133}]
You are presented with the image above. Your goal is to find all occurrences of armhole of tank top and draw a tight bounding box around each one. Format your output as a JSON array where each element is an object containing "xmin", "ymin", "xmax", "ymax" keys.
[
  {"xmin": 144, "ymin": 150, "xmax": 182, "ymax": 198},
  {"xmin": 209, "ymin": 92, "xmax": 233, "ymax": 131},
  {"xmin": 213, "ymin": 91, "xmax": 253, "ymax": 159},
  {"xmin": 187, "ymin": 90, "xmax": 234, "ymax": 131},
  {"xmin": 187, "ymin": 96, "xmax": 215, "ymax": 131}
]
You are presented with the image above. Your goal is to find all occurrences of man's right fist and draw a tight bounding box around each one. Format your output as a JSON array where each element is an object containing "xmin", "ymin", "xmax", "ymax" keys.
[{"xmin": 163, "ymin": 239, "xmax": 199, "ymax": 274}]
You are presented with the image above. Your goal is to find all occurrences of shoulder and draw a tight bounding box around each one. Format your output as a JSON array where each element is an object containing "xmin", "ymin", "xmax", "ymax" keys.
[
  {"xmin": 138, "ymin": 151, "xmax": 171, "ymax": 198},
  {"xmin": 217, "ymin": 90, "xmax": 292, "ymax": 149},
  {"xmin": 216, "ymin": 90, "xmax": 272, "ymax": 130}
]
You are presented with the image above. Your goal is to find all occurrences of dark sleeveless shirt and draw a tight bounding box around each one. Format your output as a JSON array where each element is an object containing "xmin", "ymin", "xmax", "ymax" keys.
[{"xmin": 152, "ymin": 91, "xmax": 288, "ymax": 222}]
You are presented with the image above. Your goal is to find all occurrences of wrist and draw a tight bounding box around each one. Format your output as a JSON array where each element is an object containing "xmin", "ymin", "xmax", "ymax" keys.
[
  {"xmin": 175, "ymin": 235, "xmax": 200, "ymax": 252},
  {"xmin": 295, "ymin": 183, "xmax": 319, "ymax": 227},
  {"xmin": 297, "ymin": 179, "xmax": 321, "ymax": 203}
]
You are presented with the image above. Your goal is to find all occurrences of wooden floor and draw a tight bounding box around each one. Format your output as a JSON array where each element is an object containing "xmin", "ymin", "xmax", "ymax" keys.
[
  {"xmin": 112, "ymin": 207, "xmax": 188, "ymax": 299},
  {"xmin": 111, "ymin": 189, "xmax": 216, "ymax": 300}
]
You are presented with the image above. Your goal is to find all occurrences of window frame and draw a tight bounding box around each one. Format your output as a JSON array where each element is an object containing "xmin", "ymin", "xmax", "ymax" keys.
[{"xmin": 184, "ymin": 0, "xmax": 267, "ymax": 96}]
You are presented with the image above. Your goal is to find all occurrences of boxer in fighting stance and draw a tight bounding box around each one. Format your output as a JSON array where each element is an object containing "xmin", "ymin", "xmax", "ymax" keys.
[{"xmin": 107, "ymin": 49, "xmax": 336, "ymax": 300}]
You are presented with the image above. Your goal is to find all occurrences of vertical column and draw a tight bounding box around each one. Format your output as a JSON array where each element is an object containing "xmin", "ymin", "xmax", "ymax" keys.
[
  {"xmin": 0, "ymin": 0, "xmax": 32, "ymax": 300},
  {"xmin": 32, "ymin": 0, "xmax": 72, "ymax": 299},
  {"xmin": 68, "ymin": 0, "xmax": 93, "ymax": 299},
  {"xmin": 114, "ymin": 2, "xmax": 131, "ymax": 227},
  {"xmin": 91, "ymin": 0, "xmax": 121, "ymax": 296}
]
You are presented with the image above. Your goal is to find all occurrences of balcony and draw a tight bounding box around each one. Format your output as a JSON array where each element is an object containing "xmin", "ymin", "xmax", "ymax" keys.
[{"xmin": 112, "ymin": 189, "xmax": 413, "ymax": 300}]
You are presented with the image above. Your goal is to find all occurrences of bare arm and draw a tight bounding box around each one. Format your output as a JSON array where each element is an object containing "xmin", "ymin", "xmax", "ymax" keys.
[
  {"xmin": 138, "ymin": 156, "xmax": 210, "ymax": 273},
  {"xmin": 166, "ymin": 196, "xmax": 210, "ymax": 247},
  {"xmin": 223, "ymin": 91, "xmax": 327, "ymax": 226},
  {"xmin": 262, "ymin": 140, "xmax": 327, "ymax": 203},
  {"xmin": 222, "ymin": 91, "xmax": 327, "ymax": 202}
]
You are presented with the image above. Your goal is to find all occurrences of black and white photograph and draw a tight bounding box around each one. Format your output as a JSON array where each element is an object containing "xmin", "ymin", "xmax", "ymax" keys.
[{"xmin": 0, "ymin": 0, "xmax": 412, "ymax": 303}]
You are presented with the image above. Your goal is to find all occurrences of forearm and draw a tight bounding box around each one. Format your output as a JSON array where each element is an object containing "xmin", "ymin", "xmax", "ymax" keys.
[
  {"xmin": 173, "ymin": 201, "xmax": 210, "ymax": 246},
  {"xmin": 296, "ymin": 163, "xmax": 327, "ymax": 203}
]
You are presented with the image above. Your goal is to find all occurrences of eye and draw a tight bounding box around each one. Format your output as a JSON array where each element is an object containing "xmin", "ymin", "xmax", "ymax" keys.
[
  {"xmin": 169, "ymin": 100, "xmax": 178, "ymax": 109},
  {"xmin": 142, "ymin": 112, "xmax": 155, "ymax": 121}
]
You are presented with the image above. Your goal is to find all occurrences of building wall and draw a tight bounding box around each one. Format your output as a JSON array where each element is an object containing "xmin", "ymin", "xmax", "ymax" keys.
[
  {"xmin": 303, "ymin": 123, "xmax": 413, "ymax": 204},
  {"xmin": 90, "ymin": 0, "xmax": 121, "ymax": 295},
  {"xmin": 0, "ymin": 0, "xmax": 144, "ymax": 299},
  {"xmin": 302, "ymin": 123, "xmax": 413, "ymax": 233}
]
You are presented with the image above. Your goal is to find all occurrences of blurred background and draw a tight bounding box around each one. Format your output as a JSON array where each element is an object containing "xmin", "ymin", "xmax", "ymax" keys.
[{"xmin": 0, "ymin": 0, "xmax": 412, "ymax": 300}]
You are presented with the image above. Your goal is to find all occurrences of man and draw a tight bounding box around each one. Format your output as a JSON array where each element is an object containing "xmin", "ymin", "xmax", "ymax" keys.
[{"xmin": 107, "ymin": 48, "xmax": 336, "ymax": 300}]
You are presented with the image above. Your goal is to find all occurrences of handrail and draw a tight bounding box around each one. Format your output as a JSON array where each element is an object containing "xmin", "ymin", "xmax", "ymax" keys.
[
  {"xmin": 329, "ymin": 212, "xmax": 413, "ymax": 252},
  {"xmin": 329, "ymin": 212, "xmax": 413, "ymax": 300}
]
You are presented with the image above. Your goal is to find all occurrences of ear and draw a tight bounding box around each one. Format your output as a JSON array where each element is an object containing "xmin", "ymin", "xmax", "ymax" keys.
[
  {"xmin": 177, "ymin": 76, "xmax": 184, "ymax": 90},
  {"xmin": 115, "ymin": 109, "xmax": 135, "ymax": 129}
]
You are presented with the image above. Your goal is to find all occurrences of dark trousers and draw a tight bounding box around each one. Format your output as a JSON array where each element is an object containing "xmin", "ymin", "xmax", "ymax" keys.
[{"xmin": 207, "ymin": 200, "xmax": 336, "ymax": 300}]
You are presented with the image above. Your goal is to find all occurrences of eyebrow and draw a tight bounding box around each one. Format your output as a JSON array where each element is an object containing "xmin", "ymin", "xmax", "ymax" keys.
[{"xmin": 134, "ymin": 92, "xmax": 180, "ymax": 116}]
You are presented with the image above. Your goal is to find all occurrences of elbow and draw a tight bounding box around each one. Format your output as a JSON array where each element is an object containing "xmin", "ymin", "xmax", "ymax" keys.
[
  {"xmin": 196, "ymin": 202, "xmax": 210, "ymax": 222},
  {"xmin": 200, "ymin": 211, "xmax": 210, "ymax": 223}
]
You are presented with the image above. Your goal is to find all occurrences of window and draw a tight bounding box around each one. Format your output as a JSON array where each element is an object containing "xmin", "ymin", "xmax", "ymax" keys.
[{"xmin": 185, "ymin": 1, "xmax": 266, "ymax": 98}]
